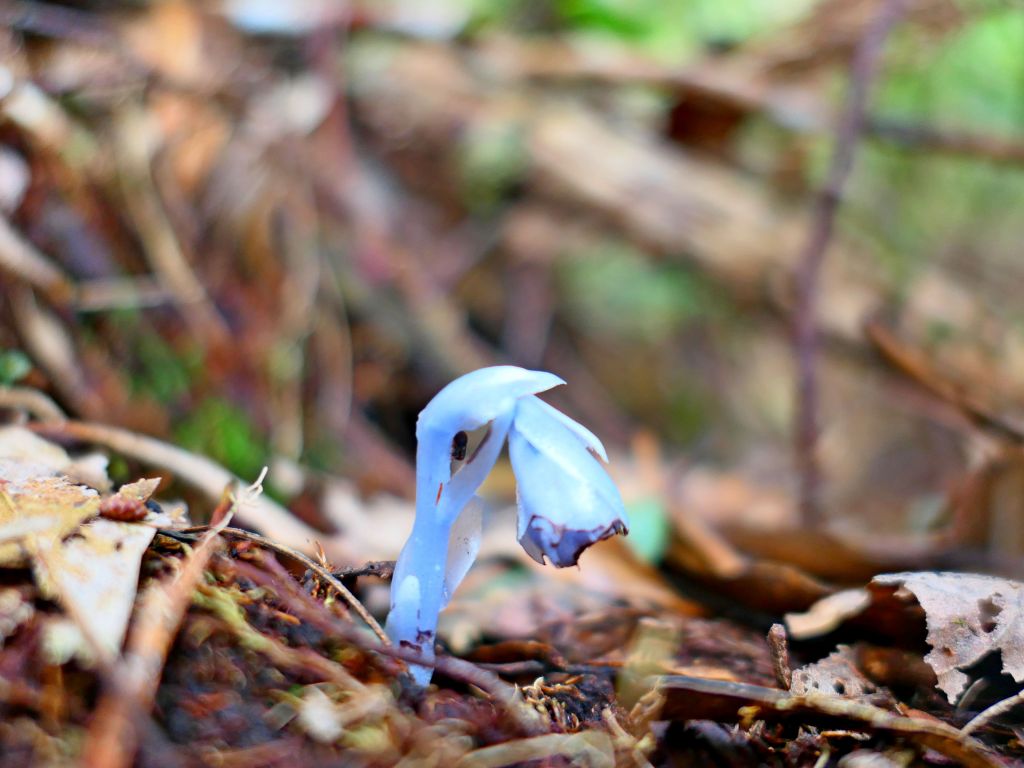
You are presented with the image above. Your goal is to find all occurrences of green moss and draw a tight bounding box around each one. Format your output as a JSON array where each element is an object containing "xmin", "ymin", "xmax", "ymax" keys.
[{"xmin": 174, "ymin": 398, "xmax": 267, "ymax": 480}]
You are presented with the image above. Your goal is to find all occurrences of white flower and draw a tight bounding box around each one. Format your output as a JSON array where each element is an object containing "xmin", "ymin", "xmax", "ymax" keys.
[{"xmin": 386, "ymin": 366, "xmax": 628, "ymax": 685}]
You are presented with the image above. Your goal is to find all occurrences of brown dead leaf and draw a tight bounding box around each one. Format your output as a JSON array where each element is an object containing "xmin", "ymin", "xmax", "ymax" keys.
[
  {"xmin": 0, "ymin": 477, "xmax": 100, "ymax": 566},
  {"xmin": 791, "ymin": 645, "xmax": 879, "ymax": 699},
  {"xmin": 873, "ymin": 572, "xmax": 1024, "ymax": 704},
  {"xmin": 791, "ymin": 572, "xmax": 1024, "ymax": 705}
]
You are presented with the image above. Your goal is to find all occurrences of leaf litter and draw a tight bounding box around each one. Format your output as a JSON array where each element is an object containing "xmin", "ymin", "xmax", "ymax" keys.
[{"xmin": 0, "ymin": 415, "xmax": 1022, "ymax": 765}]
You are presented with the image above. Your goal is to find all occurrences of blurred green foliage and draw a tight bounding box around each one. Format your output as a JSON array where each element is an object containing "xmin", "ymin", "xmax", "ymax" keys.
[
  {"xmin": 624, "ymin": 497, "xmax": 671, "ymax": 563},
  {"xmin": 558, "ymin": 243, "xmax": 727, "ymax": 342},
  {"xmin": 175, "ymin": 398, "xmax": 267, "ymax": 480},
  {"xmin": 470, "ymin": 0, "xmax": 814, "ymax": 58},
  {"xmin": 0, "ymin": 350, "xmax": 31, "ymax": 386}
]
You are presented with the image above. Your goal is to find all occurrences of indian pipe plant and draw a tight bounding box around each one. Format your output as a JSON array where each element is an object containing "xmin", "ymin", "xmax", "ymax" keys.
[{"xmin": 386, "ymin": 366, "xmax": 629, "ymax": 685}]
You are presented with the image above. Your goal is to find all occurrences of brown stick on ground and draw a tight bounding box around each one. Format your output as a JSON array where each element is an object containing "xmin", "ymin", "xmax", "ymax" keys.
[
  {"xmin": 767, "ymin": 623, "xmax": 793, "ymax": 690},
  {"xmin": 793, "ymin": 0, "xmax": 907, "ymax": 525}
]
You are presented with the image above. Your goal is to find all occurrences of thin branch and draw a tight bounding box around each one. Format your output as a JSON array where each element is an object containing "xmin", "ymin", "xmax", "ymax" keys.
[
  {"xmin": 28, "ymin": 418, "xmax": 356, "ymax": 565},
  {"xmin": 113, "ymin": 107, "xmax": 230, "ymax": 347},
  {"xmin": 793, "ymin": 0, "xmax": 906, "ymax": 525},
  {"xmin": 868, "ymin": 118, "xmax": 1024, "ymax": 167},
  {"xmin": 0, "ymin": 215, "xmax": 73, "ymax": 299},
  {"xmin": 961, "ymin": 690, "xmax": 1024, "ymax": 736},
  {"xmin": 866, "ymin": 321, "xmax": 1024, "ymax": 445},
  {"xmin": 0, "ymin": 385, "xmax": 66, "ymax": 423}
]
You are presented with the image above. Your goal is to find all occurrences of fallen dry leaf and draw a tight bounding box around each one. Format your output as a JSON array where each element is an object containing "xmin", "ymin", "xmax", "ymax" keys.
[
  {"xmin": 0, "ymin": 477, "xmax": 100, "ymax": 566},
  {"xmin": 32, "ymin": 518, "xmax": 157, "ymax": 661},
  {"xmin": 873, "ymin": 572, "xmax": 1024, "ymax": 704},
  {"xmin": 0, "ymin": 426, "xmax": 72, "ymax": 480},
  {"xmin": 0, "ymin": 426, "xmax": 111, "ymax": 491},
  {"xmin": 791, "ymin": 571, "xmax": 1024, "ymax": 704},
  {"xmin": 786, "ymin": 588, "xmax": 872, "ymax": 638}
]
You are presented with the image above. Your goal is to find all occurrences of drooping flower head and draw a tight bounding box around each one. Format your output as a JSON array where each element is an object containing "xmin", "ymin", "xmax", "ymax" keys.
[{"xmin": 386, "ymin": 366, "xmax": 628, "ymax": 685}]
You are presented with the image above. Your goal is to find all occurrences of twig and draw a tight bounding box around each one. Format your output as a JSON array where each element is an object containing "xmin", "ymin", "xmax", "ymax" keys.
[
  {"xmin": 192, "ymin": 525, "xmax": 389, "ymax": 645},
  {"xmin": 333, "ymin": 559, "xmax": 396, "ymax": 581},
  {"xmin": 767, "ymin": 623, "xmax": 792, "ymax": 690},
  {"xmin": 866, "ymin": 321, "xmax": 1024, "ymax": 445},
  {"xmin": 793, "ymin": 0, "xmax": 906, "ymax": 525},
  {"xmin": 75, "ymin": 276, "xmax": 176, "ymax": 312},
  {"xmin": 10, "ymin": 287, "xmax": 105, "ymax": 419},
  {"xmin": 961, "ymin": 690, "xmax": 1024, "ymax": 736},
  {"xmin": 0, "ymin": 215, "xmax": 73, "ymax": 300},
  {"xmin": 81, "ymin": 519, "xmax": 229, "ymax": 768},
  {"xmin": 868, "ymin": 118, "xmax": 1024, "ymax": 167},
  {"xmin": 371, "ymin": 642, "xmax": 547, "ymax": 736},
  {"xmin": 0, "ymin": 386, "xmax": 65, "ymax": 423},
  {"xmin": 659, "ymin": 675, "xmax": 1000, "ymax": 768}
]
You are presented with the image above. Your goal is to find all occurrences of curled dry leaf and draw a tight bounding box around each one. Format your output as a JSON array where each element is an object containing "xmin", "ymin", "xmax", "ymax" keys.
[
  {"xmin": 873, "ymin": 572, "xmax": 1024, "ymax": 704},
  {"xmin": 790, "ymin": 571, "xmax": 1024, "ymax": 704}
]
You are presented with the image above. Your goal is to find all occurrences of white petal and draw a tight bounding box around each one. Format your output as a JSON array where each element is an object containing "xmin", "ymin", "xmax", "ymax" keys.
[
  {"xmin": 511, "ymin": 397, "xmax": 623, "ymax": 513},
  {"xmin": 509, "ymin": 399, "xmax": 628, "ymax": 567},
  {"xmin": 441, "ymin": 495, "xmax": 484, "ymax": 608},
  {"xmin": 418, "ymin": 366, "xmax": 563, "ymax": 439},
  {"xmin": 524, "ymin": 396, "xmax": 608, "ymax": 462}
]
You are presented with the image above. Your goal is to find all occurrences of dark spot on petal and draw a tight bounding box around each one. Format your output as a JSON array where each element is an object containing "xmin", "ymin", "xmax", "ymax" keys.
[
  {"xmin": 521, "ymin": 516, "xmax": 629, "ymax": 568},
  {"xmin": 451, "ymin": 431, "xmax": 468, "ymax": 461}
]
